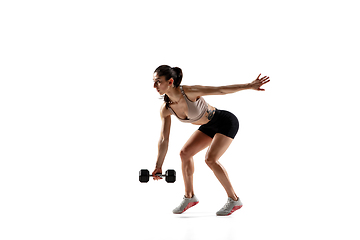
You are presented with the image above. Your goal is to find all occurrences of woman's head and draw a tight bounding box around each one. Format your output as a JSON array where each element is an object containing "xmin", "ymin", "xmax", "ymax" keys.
[
  {"xmin": 153, "ymin": 65, "xmax": 183, "ymax": 108},
  {"xmin": 153, "ymin": 65, "xmax": 183, "ymax": 94}
]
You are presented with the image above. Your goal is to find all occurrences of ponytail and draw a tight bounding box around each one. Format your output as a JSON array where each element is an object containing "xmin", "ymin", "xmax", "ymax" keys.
[{"xmin": 171, "ymin": 67, "xmax": 183, "ymax": 88}]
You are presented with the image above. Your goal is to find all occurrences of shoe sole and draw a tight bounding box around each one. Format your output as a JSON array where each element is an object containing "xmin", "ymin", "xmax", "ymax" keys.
[
  {"xmin": 174, "ymin": 201, "xmax": 199, "ymax": 214},
  {"xmin": 217, "ymin": 205, "xmax": 243, "ymax": 216}
]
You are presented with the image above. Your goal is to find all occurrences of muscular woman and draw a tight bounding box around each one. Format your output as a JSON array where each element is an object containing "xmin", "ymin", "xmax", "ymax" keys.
[{"xmin": 152, "ymin": 65, "xmax": 270, "ymax": 216}]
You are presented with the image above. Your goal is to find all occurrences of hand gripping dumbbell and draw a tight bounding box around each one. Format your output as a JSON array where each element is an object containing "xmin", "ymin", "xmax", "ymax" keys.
[{"xmin": 139, "ymin": 169, "xmax": 176, "ymax": 183}]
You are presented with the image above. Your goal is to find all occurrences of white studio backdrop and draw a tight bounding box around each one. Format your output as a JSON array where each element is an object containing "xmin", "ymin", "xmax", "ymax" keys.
[{"xmin": 1, "ymin": 0, "xmax": 359, "ymax": 239}]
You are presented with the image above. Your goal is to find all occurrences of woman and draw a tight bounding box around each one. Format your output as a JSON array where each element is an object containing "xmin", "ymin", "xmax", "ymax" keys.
[{"xmin": 152, "ymin": 65, "xmax": 270, "ymax": 216}]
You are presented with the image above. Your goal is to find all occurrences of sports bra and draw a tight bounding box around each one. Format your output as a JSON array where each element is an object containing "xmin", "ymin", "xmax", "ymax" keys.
[{"xmin": 168, "ymin": 86, "xmax": 208, "ymax": 123}]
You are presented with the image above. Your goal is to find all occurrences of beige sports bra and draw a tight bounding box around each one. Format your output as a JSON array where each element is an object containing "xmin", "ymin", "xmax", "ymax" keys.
[{"xmin": 168, "ymin": 86, "xmax": 208, "ymax": 123}]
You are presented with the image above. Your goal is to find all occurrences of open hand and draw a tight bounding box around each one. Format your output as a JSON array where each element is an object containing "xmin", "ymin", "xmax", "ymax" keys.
[{"xmin": 250, "ymin": 74, "xmax": 270, "ymax": 91}]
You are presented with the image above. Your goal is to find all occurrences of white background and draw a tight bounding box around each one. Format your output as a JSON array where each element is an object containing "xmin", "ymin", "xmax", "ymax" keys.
[{"xmin": 1, "ymin": 0, "xmax": 359, "ymax": 239}]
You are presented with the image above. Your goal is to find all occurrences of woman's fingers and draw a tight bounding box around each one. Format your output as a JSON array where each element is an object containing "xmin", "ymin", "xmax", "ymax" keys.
[
  {"xmin": 260, "ymin": 76, "xmax": 269, "ymax": 81},
  {"xmin": 152, "ymin": 171, "xmax": 162, "ymax": 180}
]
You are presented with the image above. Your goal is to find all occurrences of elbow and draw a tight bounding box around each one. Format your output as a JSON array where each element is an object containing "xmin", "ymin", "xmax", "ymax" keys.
[
  {"xmin": 159, "ymin": 137, "xmax": 169, "ymax": 145},
  {"xmin": 158, "ymin": 138, "xmax": 169, "ymax": 150},
  {"xmin": 217, "ymin": 87, "xmax": 230, "ymax": 95},
  {"xmin": 218, "ymin": 89, "xmax": 229, "ymax": 95},
  {"xmin": 220, "ymin": 89, "xmax": 228, "ymax": 95}
]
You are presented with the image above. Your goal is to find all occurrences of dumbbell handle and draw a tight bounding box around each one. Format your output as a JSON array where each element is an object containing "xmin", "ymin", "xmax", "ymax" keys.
[{"xmin": 151, "ymin": 173, "xmax": 165, "ymax": 177}]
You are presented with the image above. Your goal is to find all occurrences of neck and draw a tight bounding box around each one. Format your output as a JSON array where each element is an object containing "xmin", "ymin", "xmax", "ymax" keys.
[{"xmin": 166, "ymin": 87, "xmax": 182, "ymax": 103}]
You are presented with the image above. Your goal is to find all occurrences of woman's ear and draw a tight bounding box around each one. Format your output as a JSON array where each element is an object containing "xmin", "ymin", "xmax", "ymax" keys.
[{"xmin": 168, "ymin": 78, "xmax": 174, "ymax": 86}]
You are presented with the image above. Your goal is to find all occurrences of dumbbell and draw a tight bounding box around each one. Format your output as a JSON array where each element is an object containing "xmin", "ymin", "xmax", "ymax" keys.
[{"xmin": 139, "ymin": 169, "xmax": 176, "ymax": 183}]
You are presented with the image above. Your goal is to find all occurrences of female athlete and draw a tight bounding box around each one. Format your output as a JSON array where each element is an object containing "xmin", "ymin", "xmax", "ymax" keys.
[{"xmin": 152, "ymin": 65, "xmax": 270, "ymax": 216}]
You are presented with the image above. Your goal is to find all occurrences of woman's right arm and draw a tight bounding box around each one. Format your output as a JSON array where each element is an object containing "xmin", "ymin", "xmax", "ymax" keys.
[{"xmin": 153, "ymin": 104, "xmax": 171, "ymax": 179}]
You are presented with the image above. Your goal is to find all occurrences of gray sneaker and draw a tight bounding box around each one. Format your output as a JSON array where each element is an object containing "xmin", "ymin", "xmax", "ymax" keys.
[
  {"xmin": 216, "ymin": 197, "xmax": 243, "ymax": 216},
  {"xmin": 173, "ymin": 195, "xmax": 199, "ymax": 214}
]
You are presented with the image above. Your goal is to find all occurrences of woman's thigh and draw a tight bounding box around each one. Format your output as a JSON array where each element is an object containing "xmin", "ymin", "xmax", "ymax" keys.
[
  {"xmin": 180, "ymin": 130, "xmax": 213, "ymax": 159},
  {"xmin": 205, "ymin": 133, "xmax": 233, "ymax": 162}
]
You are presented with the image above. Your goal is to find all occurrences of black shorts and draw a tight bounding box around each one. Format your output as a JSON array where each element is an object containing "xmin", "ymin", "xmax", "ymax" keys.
[{"xmin": 198, "ymin": 109, "xmax": 239, "ymax": 139}]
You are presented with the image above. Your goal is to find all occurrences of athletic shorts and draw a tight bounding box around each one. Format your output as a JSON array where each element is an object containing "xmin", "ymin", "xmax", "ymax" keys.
[{"xmin": 198, "ymin": 109, "xmax": 239, "ymax": 139}]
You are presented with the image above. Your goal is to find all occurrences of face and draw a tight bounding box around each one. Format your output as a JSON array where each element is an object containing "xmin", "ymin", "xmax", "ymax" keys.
[{"xmin": 153, "ymin": 72, "xmax": 173, "ymax": 95}]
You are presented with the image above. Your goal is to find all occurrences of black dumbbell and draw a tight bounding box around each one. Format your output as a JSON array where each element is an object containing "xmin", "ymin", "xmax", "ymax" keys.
[{"xmin": 139, "ymin": 169, "xmax": 176, "ymax": 183}]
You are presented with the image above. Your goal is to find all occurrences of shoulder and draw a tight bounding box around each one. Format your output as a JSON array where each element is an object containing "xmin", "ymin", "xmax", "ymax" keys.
[
  {"xmin": 160, "ymin": 102, "xmax": 172, "ymax": 118},
  {"xmin": 181, "ymin": 85, "xmax": 209, "ymax": 100},
  {"xmin": 182, "ymin": 84, "xmax": 221, "ymax": 97},
  {"xmin": 181, "ymin": 85, "xmax": 199, "ymax": 93}
]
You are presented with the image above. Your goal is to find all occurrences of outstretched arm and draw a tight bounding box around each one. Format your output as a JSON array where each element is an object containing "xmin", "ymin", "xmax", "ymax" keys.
[{"xmin": 184, "ymin": 74, "xmax": 270, "ymax": 97}]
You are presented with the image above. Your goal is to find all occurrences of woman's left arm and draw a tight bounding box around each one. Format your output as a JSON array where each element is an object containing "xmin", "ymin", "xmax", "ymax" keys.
[{"xmin": 185, "ymin": 74, "xmax": 270, "ymax": 97}]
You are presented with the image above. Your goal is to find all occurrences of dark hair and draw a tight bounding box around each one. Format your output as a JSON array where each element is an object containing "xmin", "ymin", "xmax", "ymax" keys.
[{"xmin": 154, "ymin": 65, "xmax": 183, "ymax": 109}]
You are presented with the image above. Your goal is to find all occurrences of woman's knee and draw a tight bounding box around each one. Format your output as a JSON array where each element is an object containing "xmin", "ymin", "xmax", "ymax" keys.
[
  {"xmin": 180, "ymin": 148, "xmax": 192, "ymax": 161},
  {"xmin": 205, "ymin": 156, "xmax": 218, "ymax": 168}
]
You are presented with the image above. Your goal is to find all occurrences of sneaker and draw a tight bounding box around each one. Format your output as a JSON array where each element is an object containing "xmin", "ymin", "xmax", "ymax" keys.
[
  {"xmin": 216, "ymin": 197, "xmax": 243, "ymax": 216},
  {"xmin": 173, "ymin": 195, "xmax": 199, "ymax": 214}
]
